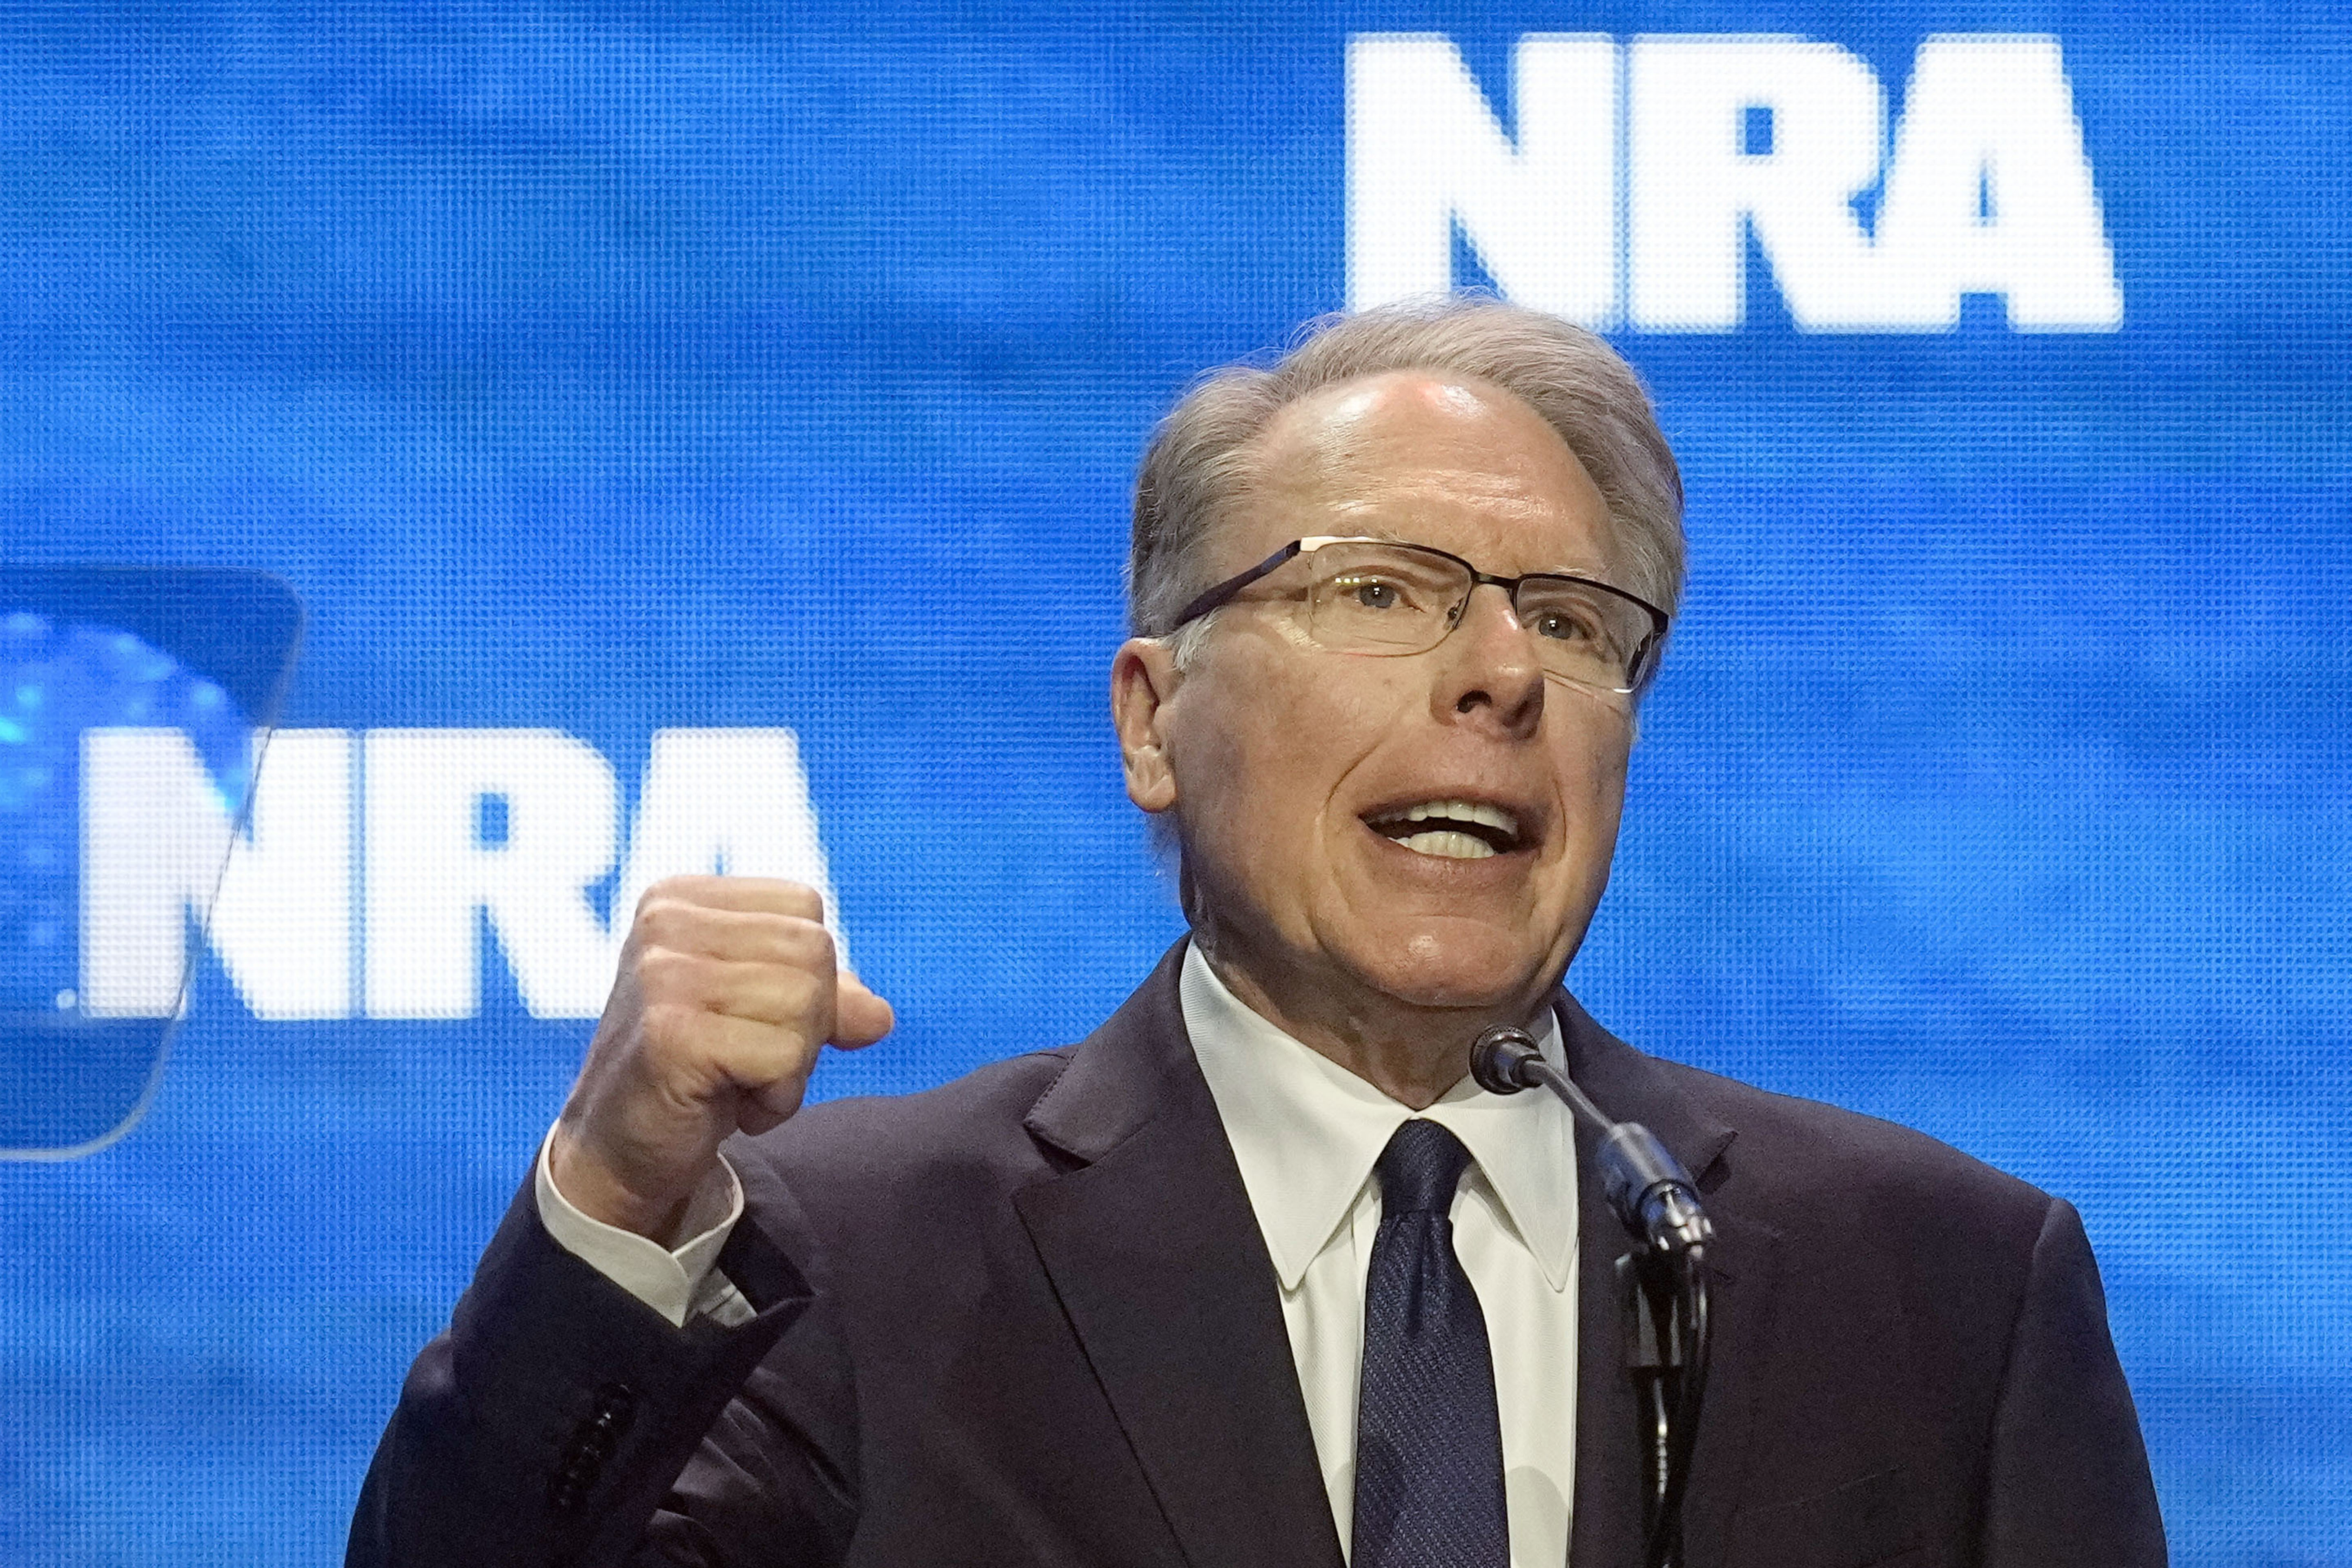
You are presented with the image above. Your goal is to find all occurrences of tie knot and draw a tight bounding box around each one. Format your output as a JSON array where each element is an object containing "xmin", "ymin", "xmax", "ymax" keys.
[{"xmin": 1375, "ymin": 1119, "xmax": 1474, "ymax": 1216}]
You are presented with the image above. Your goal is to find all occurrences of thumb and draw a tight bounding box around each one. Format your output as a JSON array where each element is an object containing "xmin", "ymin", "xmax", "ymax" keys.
[{"xmin": 831, "ymin": 970, "xmax": 896, "ymax": 1049}]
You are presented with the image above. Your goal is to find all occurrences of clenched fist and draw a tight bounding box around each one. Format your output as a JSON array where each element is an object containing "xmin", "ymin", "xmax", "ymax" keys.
[{"xmin": 548, "ymin": 875, "xmax": 894, "ymax": 1241}]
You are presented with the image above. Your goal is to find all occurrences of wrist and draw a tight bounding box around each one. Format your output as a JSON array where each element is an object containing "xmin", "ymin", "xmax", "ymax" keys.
[{"xmin": 547, "ymin": 1121, "xmax": 700, "ymax": 1244}]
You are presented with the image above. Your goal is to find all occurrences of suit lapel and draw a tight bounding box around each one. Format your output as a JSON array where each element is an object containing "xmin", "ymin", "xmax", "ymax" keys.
[
  {"xmin": 1012, "ymin": 944, "xmax": 1346, "ymax": 1568},
  {"xmin": 1007, "ymin": 956, "xmax": 1782, "ymax": 1568},
  {"xmin": 1562, "ymin": 995, "xmax": 1782, "ymax": 1568}
]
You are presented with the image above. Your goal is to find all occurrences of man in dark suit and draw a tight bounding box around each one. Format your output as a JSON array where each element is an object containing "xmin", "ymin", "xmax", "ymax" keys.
[{"xmin": 350, "ymin": 297, "xmax": 2166, "ymax": 1567}]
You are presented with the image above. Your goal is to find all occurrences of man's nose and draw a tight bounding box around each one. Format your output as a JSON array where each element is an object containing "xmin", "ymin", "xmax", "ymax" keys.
[{"xmin": 1431, "ymin": 584, "xmax": 1544, "ymax": 735}]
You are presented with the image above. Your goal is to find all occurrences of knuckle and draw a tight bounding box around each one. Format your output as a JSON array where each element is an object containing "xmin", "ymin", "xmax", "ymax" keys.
[
  {"xmin": 635, "ymin": 875, "xmax": 710, "ymax": 915},
  {"xmin": 761, "ymin": 880, "xmax": 825, "ymax": 920},
  {"xmin": 775, "ymin": 920, "xmax": 837, "ymax": 971},
  {"xmin": 633, "ymin": 900, "xmax": 691, "ymax": 947},
  {"xmin": 635, "ymin": 1000, "xmax": 710, "ymax": 1060},
  {"xmin": 632, "ymin": 944, "xmax": 701, "ymax": 996}
]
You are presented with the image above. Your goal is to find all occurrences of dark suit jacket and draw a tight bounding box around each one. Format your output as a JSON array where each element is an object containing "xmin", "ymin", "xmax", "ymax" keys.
[{"xmin": 350, "ymin": 942, "xmax": 2166, "ymax": 1568}]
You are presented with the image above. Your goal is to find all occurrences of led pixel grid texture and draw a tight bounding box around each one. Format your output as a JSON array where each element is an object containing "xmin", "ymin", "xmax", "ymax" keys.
[{"xmin": 0, "ymin": 4, "xmax": 2345, "ymax": 1562}]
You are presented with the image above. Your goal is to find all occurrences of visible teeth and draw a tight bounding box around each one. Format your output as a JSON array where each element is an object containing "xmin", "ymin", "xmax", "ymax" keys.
[
  {"xmin": 1398, "ymin": 830, "xmax": 1498, "ymax": 860},
  {"xmin": 1395, "ymin": 799, "xmax": 1520, "ymax": 838}
]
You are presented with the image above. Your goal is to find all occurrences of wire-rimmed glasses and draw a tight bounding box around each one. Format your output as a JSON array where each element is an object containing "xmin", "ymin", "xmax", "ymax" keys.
[{"xmin": 1164, "ymin": 535, "xmax": 1668, "ymax": 695}]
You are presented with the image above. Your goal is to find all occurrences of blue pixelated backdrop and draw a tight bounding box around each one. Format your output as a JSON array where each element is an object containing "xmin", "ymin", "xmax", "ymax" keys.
[{"xmin": 0, "ymin": 3, "xmax": 2345, "ymax": 1562}]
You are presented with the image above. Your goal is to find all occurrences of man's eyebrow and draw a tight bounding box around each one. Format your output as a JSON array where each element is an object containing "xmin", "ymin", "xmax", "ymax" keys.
[
  {"xmin": 1309, "ymin": 511, "xmax": 1409, "ymax": 542},
  {"xmin": 1347, "ymin": 528, "xmax": 1610, "ymax": 574}
]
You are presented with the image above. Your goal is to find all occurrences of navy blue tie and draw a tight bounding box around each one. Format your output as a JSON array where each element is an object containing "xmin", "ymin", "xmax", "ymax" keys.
[{"xmin": 1351, "ymin": 1118, "xmax": 1510, "ymax": 1568}]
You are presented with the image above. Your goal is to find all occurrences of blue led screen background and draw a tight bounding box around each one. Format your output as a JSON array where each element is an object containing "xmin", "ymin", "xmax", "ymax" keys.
[{"xmin": 0, "ymin": 4, "xmax": 2345, "ymax": 1562}]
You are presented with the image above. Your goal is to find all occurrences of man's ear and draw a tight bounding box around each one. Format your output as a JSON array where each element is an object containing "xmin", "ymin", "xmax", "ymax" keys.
[{"xmin": 1110, "ymin": 637, "xmax": 1181, "ymax": 815}]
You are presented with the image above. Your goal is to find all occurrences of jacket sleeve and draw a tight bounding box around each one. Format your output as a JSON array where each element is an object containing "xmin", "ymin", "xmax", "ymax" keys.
[
  {"xmin": 1980, "ymin": 1196, "xmax": 2168, "ymax": 1566},
  {"xmin": 346, "ymin": 1174, "xmax": 860, "ymax": 1568}
]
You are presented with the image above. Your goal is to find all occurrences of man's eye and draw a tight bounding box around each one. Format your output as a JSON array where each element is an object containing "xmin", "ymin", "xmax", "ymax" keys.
[
  {"xmin": 1350, "ymin": 579, "xmax": 1402, "ymax": 610},
  {"xmin": 1533, "ymin": 608, "xmax": 1598, "ymax": 642}
]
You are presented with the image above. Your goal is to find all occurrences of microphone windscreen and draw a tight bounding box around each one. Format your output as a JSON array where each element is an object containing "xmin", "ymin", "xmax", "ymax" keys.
[{"xmin": 1470, "ymin": 1026, "xmax": 1542, "ymax": 1095}]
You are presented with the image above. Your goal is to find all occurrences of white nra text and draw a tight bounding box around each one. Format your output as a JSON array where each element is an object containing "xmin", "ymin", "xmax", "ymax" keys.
[
  {"xmin": 80, "ymin": 728, "xmax": 842, "ymax": 1022},
  {"xmin": 1348, "ymin": 33, "xmax": 2123, "ymax": 332}
]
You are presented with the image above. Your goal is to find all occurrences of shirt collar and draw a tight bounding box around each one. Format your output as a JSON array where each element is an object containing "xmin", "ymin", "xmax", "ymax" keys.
[{"xmin": 1182, "ymin": 943, "xmax": 1579, "ymax": 1293}]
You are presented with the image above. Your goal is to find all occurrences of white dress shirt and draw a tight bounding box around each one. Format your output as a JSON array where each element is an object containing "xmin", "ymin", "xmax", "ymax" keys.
[
  {"xmin": 534, "ymin": 1130, "xmax": 755, "ymax": 1329},
  {"xmin": 538, "ymin": 945, "xmax": 1579, "ymax": 1564},
  {"xmin": 1181, "ymin": 946, "xmax": 1580, "ymax": 1568}
]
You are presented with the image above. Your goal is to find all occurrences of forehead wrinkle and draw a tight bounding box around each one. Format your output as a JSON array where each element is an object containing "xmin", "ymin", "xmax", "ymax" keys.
[{"xmin": 1322, "ymin": 490, "xmax": 1610, "ymax": 576}]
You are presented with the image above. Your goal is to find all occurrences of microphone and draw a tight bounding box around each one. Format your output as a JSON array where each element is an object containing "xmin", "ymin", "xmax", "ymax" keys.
[
  {"xmin": 1478, "ymin": 1022, "xmax": 1714, "ymax": 1568},
  {"xmin": 1471, "ymin": 1025, "xmax": 1714, "ymax": 1257}
]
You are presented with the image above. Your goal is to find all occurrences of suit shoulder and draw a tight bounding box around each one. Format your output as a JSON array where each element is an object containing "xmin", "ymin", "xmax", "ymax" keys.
[{"xmin": 1653, "ymin": 1056, "xmax": 2056, "ymax": 1242}]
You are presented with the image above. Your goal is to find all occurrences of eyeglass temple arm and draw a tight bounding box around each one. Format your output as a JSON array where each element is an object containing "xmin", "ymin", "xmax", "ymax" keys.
[{"xmin": 1163, "ymin": 539, "xmax": 1308, "ymax": 632}]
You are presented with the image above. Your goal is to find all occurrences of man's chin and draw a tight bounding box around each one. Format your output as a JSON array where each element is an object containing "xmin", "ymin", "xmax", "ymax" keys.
[{"xmin": 1334, "ymin": 923, "xmax": 1565, "ymax": 1016}]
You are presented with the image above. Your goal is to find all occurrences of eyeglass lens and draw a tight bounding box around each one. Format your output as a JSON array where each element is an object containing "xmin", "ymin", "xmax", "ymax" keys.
[{"xmin": 1301, "ymin": 542, "xmax": 1648, "ymax": 692}]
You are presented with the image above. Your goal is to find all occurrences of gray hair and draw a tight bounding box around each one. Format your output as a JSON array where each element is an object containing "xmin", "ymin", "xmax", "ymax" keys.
[{"xmin": 1128, "ymin": 295, "xmax": 1684, "ymax": 663}]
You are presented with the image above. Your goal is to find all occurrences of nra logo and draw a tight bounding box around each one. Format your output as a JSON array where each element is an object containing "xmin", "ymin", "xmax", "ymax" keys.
[
  {"xmin": 1348, "ymin": 33, "xmax": 2123, "ymax": 332},
  {"xmin": 80, "ymin": 728, "xmax": 842, "ymax": 1024}
]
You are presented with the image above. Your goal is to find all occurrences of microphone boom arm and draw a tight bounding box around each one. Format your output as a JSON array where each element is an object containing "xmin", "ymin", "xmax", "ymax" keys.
[
  {"xmin": 1469, "ymin": 1027, "xmax": 1715, "ymax": 1259},
  {"xmin": 1472, "ymin": 1024, "xmax": 1714, "ymax": 1568}
]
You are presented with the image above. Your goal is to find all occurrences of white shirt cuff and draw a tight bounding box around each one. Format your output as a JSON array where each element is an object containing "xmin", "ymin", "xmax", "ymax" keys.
[{"xmin": 534, "ymin": 1123, "xmax": 757, "ymax": 1329}]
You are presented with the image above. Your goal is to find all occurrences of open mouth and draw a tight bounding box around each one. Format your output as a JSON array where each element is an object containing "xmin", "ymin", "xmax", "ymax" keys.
[{"xmin": 1364, "ymin": 799, "xmax": 1524, "ymax": 860}]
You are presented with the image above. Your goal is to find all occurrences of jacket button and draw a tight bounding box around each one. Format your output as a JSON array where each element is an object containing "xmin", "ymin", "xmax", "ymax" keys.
[{"xmin": 548, "ymin": 1383, "xmax": 639, "ymax": 1512}]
